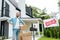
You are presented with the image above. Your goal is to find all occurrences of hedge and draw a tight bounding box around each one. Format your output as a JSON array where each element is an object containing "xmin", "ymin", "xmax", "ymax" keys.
[{"xmin": 44, "ymin": 19, "xmax": 60, "ymax": 39}]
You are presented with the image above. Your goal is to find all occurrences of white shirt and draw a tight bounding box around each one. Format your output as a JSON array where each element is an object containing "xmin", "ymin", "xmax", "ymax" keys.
[{"xmin": 14, "ymin": 18, "xmax": 20, "ymax": 29}]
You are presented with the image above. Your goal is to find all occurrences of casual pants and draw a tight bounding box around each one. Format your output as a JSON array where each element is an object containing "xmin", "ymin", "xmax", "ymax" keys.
[{"xmin": 12, "ymin": 29, "xmax": 20, "ymax": 40}]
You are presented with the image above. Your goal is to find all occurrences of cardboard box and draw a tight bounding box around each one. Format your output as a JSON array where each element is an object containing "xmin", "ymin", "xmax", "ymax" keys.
[
  {"xmin": 20, "ymin": 25, "xmax": 28, "ymax": 30},
  {"xmin": 22, "ymin": 32, "xmax": 32, "ymax": 36},
  {"xmin": 19, "ymin": 25, "xmax": 32, "ymax": 40},
  {"xmin": 22, "ymin": 32, "xmax": 32, "ymax": 40},
  {"xmin": 20, "ymin": 32, "xmax": 32, "ymax": 40},
  {"xmin": 22, "ymin": 36, "xmax": 32, "ymax": 40}
]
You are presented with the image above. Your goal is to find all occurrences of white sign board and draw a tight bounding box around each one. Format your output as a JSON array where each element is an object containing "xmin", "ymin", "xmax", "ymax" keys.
[{"xmin": 43, "ymin": 18, "xmax": 59, "ymax": 28}]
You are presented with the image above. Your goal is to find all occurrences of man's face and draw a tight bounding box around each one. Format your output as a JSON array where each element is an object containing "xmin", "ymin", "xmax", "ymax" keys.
[{"xmin": 16, "ymin": 12, "xmax": 20, "ymax": 18}]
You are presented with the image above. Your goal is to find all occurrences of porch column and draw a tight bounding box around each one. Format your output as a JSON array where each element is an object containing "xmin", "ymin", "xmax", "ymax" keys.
[{"xmin": 37, "ymin": 21, "xmax": 40, "ymax": 37}]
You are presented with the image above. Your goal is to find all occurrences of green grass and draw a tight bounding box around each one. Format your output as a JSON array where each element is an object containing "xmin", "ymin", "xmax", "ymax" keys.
[{"xmin": 38, "ymin": 36, "xmax": 60, "ymax": 40}]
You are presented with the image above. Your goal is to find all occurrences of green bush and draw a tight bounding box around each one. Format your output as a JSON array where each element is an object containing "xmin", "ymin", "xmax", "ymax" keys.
[
  {"xmin": 57, "ymin": 32, "xmax": 59, "ymax": 38},
  {"xmin": 46, "ymin": 29, "xmax": 50, "ymax": 37},
  {"xmin": 49, "ymin": 31, "xmax": 52, "ymax": 37},
  {"xmin": 44, "ymin": 29, "xmax": 47, "ymax": 36},
  {"xmin": 44, "ymin": 19, "xmax": 60, "ymax": 39},
  {"xmin": 44, "ymin": 27, "xmax": 60, "ymax": 39}
]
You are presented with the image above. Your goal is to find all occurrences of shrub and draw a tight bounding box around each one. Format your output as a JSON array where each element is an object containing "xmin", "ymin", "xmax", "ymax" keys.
[
  {"xmin": 44, "ymin": 27, "xmax": 60, "ymax": 38},
  {"xmin": 57, "ymin": 32, "xmax": 59, "ymax": 38},
  {"xmin": 44, "ymin": 19, "xmax": 60, "ymax": 39},
  {"xmin": 49, "ymin": 31, "xmax": 52, "ymax": 37}
]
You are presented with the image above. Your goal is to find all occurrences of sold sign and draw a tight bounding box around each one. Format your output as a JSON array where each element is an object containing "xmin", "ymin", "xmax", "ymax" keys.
[
  {"xmin": 45, "ymin": 19, "xmax": 56, "ymax": 26},
  {"xmin": 44, "ymin": 18, "xmax": 59, "ymax": 28}
]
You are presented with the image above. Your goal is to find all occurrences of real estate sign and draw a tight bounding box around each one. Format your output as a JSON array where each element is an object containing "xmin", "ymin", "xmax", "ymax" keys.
[{"xmin": 43, "ymin": 18, "xmax": 59, "ymax": 28}]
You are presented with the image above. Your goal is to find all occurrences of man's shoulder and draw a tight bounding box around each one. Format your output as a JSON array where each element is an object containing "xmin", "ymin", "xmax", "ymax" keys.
[
  {"xmin": 11, "ymin": 17, "xmax": 16, "ymax": 19},
  {"xmin": 19, "ymin": 18, "xmax": 23, "ymax": 20},
  {"xmin": 10, "ymin": 17, "xmax": 16, "ymax": 20}
]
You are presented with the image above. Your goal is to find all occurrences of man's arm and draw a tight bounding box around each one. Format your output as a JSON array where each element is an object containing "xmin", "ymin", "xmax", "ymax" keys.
[{"xmin": 19, "ymin": 18, "xmax": 25, "ymax": 25}]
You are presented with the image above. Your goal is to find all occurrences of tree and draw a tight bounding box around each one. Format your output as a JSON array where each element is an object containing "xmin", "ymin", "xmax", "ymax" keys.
[
  {"xmin": 32, "ymin": 7, "xmax": 50, "ymax": 19},
  {"xmin": 58, "ymin": 1, "xmax": 60, "ymax": 7}
]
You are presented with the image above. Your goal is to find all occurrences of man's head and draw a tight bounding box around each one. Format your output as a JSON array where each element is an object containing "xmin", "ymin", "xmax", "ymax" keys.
[{"xmin": 16, "ymin": 11, "xmax": 21, "ymax": 18}]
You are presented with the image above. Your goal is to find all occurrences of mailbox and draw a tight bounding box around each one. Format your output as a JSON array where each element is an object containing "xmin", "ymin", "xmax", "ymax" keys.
[{"xmin": 30, "ymin": 27, "xmax": 37, "ymax": 31}]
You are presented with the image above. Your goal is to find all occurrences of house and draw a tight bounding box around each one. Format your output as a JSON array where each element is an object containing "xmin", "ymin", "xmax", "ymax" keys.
[{"xmin": 0, "ymin": 0, "xmax": 43, "ymax": 40}]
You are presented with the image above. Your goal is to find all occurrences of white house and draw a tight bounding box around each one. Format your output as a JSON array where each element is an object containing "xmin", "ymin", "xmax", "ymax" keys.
[
  {"xmin": 6, "ymin": 0, "xmax": 29, "ymax": 18},
  {"xmin": 0, "ymin": 0, "xmax": 43, "ymax": 40}
]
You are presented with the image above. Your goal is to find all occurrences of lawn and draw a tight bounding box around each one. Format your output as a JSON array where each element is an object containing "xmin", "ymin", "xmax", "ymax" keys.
[{"xmin": 38, "ymin": 36, "xmax": 60, "ymax": 40}]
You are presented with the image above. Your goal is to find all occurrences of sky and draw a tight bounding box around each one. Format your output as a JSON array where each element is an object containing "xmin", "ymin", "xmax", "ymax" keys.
[{"xmin": 25, "ymin": 0, "xmax": 59, "ymax": 14}]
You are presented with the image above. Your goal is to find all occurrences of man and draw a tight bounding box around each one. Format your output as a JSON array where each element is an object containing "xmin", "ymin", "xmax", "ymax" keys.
[{"xmin": 9, "ymin": 11, "xmax": 24, "ymax": 40}]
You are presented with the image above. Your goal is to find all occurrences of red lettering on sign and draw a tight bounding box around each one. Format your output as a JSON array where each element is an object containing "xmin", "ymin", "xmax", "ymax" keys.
[{"xmin": 45, "ymin": 19, "xmax": 57, "ymax": 27}]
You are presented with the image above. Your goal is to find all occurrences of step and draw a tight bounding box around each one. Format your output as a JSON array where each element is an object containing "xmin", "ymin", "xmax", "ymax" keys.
[
  {"xmin": 4, "ymin": 39, "xmax": 12, "ymax": 40},
  {"xmin": 0, "ymin": 37, "xmax": 2, "ymax": 40}
]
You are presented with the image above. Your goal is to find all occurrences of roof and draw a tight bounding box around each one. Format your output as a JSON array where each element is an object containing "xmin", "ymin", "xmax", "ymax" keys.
[
  {"xmin": 8, "ymin": 0, "xmax": 21, "ymax": 11},
  {"xmin": 0, "ymin": 17, "xmax": 9, "ymax": 21},
  {"xmin": 0, "ymin": 17, "xmax": 43, "ymax": 24}
]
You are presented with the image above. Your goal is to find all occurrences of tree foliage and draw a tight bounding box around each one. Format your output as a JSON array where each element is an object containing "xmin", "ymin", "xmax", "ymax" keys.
[
  {"xmin": 32, "ymin": 7, "xmax": 50, "ymax": 19},
  {"xmin": 58, "ymin": 1, "xmax": 60, "ymax": 6}
]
